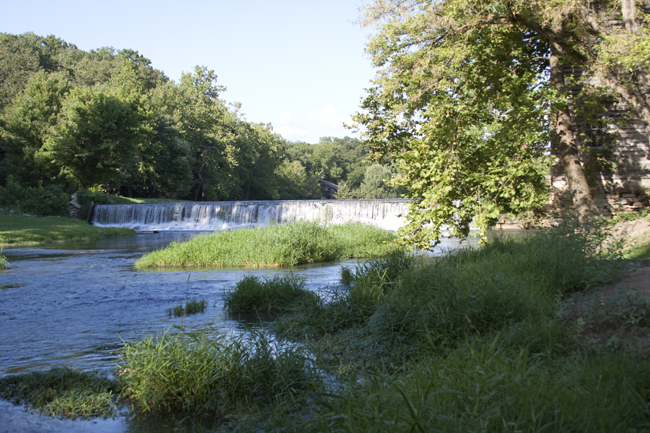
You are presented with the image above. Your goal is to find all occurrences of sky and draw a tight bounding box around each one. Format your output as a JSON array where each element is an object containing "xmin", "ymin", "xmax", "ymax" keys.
[{"xmin": 1, "ymin": 0, "xmax": 377, "ymax": 144}]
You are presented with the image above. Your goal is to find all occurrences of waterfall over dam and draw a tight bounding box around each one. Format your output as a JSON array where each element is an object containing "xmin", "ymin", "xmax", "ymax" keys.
[{"xmin": 91, "ymin": 199, "xmax": 409, "ymax": 231}]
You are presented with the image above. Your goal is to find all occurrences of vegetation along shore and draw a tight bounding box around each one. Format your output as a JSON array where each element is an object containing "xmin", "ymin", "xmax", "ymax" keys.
[
  {"xmin": 2, "ymin": 219, "xmax": 650, "ymax": 431},
  {"xmin": 0, "ymin": 210, "xmax": 134, "ymax": 246}
]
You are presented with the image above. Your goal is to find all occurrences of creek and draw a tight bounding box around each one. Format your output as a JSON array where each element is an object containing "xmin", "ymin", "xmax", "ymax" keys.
[{"xmin": 0, "ymin": 199, "xmax": 480, "ymax": 432}]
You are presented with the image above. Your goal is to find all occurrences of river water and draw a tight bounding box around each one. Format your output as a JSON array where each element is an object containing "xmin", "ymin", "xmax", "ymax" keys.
[{"xmin": 0, "ymin": 230, "xmax": 478, "ymax": 432}]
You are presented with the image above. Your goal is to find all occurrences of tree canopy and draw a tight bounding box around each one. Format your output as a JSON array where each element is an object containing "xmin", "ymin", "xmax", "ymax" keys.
[
  {"xmin": 355, "ymin": 0, "xmax": 650, "ymax": 247},
  {"xmin": 0, "ymin": 32, "xmax": 394, "ymax": 204}
]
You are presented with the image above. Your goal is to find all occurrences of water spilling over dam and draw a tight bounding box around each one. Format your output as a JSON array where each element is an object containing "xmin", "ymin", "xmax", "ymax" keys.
[{"xmin": 92, "ymin": 199, "xmax": 409, "ymax": 231}]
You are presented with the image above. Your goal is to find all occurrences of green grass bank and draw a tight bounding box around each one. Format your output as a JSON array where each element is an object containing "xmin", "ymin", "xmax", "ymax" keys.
[
  {"xmin": 0, "ymin": 211, "xmax": 135, "ymax": 246},
  {"xmin": 135, "ymin": 221, "xmax": 398, "ymax": 269}
]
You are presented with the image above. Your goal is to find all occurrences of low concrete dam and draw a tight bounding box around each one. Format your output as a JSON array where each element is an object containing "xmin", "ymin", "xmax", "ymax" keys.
[{"xmin": 91, "ymin": 199, "xmax": 409, "ymax": 231}]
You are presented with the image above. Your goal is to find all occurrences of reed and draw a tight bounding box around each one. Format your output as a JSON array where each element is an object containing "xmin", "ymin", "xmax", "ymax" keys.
[
  {"xmin": 135, "ymin": 221, "xmax": 398, "ymax": 269},
  {"xmin": 0, "ymin": 254, "xmax": 6, "ymax": 270},
  {"xmin": 166, "ymin": 297, "xmax": 207, "ymax": 317},
  {"xmin": 117, "ymin": 328, "xmax": 317, "ymax": 416}
]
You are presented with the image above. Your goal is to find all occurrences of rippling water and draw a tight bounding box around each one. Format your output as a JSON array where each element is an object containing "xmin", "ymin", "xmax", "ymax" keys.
[
  {"xmin": 0, "ymin": 231, "xmax": 481, "ymax": 432},
  {"xmin": 0, "ymin": 232, "xmax": 359, "ymax": 376}
]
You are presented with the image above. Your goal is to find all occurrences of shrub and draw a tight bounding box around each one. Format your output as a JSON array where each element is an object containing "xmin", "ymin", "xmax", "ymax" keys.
[
  {"xmin": 0, "ymin": 177, "xmax": 69, "ymax": 217},
  {"xmin": 76, "ymin": 189, "xmax": 111, "ymax": 220}
]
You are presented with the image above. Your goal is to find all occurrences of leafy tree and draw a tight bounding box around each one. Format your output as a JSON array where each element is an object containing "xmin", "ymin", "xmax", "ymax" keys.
[
  {"xmin": 162, "ymin": 66, "xmax": 238, "ymax": 201},
  {"xmin": 0, "ymin": 32, "xmax": 73, "ymax": 110},
  {"xmin": 356, "ymin": 0, "xmax": 650, "ymax": 246},
  {"xmin": 357, "ymin": 164, "xmax": 403, "ymax": 199},
  {"xmin": 1, "ymin": 71, "xmax": 71, "ymax": 186},
  {"xmin": 229, "ymin": 121, "xmax": 284, "ymax": 200},
  {"xmin": 274, "ymin": 160, "xmax": 321, "ymax": 199},
  {"xmin": 40, "ymin": 62, "xmax": 152, "ymax": 189},
  {"xmin": 357, "ymin": 1, "xmax": 553, "ymax": 246}
]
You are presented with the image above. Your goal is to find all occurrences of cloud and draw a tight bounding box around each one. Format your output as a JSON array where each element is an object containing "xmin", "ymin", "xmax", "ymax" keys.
[
  {"xmin": 310, "ymin": 104, "xmax": 351, "ymax": 128},
  {"xmin": 273, "ymin": 125, "xmax": 311, "ymax": 141},
  {"xmin": 278, "ymin": 111, "xmax": 292, "ymax": 124}
]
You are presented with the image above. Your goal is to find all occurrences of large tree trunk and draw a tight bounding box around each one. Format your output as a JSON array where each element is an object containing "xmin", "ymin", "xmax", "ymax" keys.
[
  {"xmin": 549, "ymin": 43, "xmax": 599, "ymax": 222},
  {"xmin": 622, "ymin": 0, "xmax": 638, "ymax": 33}
]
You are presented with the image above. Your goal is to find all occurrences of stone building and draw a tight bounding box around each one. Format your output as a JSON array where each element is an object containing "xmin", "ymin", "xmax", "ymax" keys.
[{"xmin": 550, "ymin": 66, "xmax": 650, "ymax": 214}]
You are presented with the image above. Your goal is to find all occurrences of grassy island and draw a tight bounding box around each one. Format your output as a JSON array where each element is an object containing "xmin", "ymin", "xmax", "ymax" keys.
[
  {"xmin": 135, "ymin": 221, "xmax": 398, "ymax": 269},
  {"xmin": 0, "ymin": 211, "xmax": 135, "ymax": 246}
]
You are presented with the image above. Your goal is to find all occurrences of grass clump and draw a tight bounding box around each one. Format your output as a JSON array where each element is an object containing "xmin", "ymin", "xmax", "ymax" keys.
[
  {"xmin": 0, "ymin": 211, "xmax": 135, "ymax": 246},
  {"xmin": 167, "ymin": 297, "xmax": 207, "ymax": 317},
  {"xmin": 0, "ymin": 368, "xmax": 119, "ymax": 419},
  {"xmin": 224, "ymin": 274, "xmax": 319, "ymax": 313},
  {"xmin": 135, "ymin": 221, "xmax": 398, "ymax": 269},
  {"xmin": 117, "ymin": 329, "xmax": 316, "ymax": 417},
  {"xmin": 0, "ymin": 254, "xmax": 6, "ymax": 270}
]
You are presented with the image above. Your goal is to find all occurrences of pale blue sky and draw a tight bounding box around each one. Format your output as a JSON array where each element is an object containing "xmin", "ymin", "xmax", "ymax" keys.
[{"xmin": 1, "ymin": 0, "xmax": 376, "ymax": 143}]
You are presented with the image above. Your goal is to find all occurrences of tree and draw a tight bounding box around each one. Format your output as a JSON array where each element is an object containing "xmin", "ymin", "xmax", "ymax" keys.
[
  {"xmin": 357, "ymin": 164, "xmax": 404, "ymax": 199},
  {"xmin": 356, "ymin": 0, "xmax": 553, "ymax": 246},
  {"xmin": 40, "ymin": 62, "xmax": 152, "ymax": 188},
  {"xmin": 166, "ymin": 66, "xmax": 238, "ymax": 201},
  {"xmin": 356, "ymin": 0, "xmax": 650, "ymax": 246},
  {"xmin": 1, "ymin": 71, "xmax": 71, "ymax": 186}
]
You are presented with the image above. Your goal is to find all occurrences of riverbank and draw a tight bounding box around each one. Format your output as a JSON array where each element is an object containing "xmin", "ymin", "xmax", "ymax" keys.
[
  {"xmin": 0, "ymin": 211, "xmax": 135, "ymax": 246},
  {"xmin": 2, "ymin": 218, "xmax": 650, "ymax": 431},
  {"xmin": 5, "ymin": 221, "xmax": 650, "ymax": 432}
]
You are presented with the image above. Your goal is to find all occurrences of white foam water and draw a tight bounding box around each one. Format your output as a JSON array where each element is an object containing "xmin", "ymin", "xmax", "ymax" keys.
[{"xmin": 92, "ymin": 199, "xmax": 410, "ymax": 231}]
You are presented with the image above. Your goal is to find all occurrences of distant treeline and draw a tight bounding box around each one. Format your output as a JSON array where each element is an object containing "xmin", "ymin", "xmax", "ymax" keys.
[{"xmin": 0, "ymin": 32, "xmax": 402, "ymax": 209}]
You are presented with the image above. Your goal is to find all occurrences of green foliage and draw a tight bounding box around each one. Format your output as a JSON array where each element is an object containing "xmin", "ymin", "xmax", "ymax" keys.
[
  {"xmin": 611, "ymin": 210, "xmax": 644, "ymax": 224},
  {"xmin": 40, "ymin": 62, "xmax": 152, "ymax": 188},
  {"xmin": 0, "ymin": 177, "xmax": 69, "ymax": 216},
  {"xmin": 0, "ymin": 254, "xmax": 7, "ymax": 269},
  {"xmin": 224, "ymin": 274, "xmax": 319, "ymax": 313},
  {"xmin": 75, "ymin": 189, "xmax": 110, "ymax": 220},
  {"xmin": 135, "ymin": 221, "xmax": 398, "ymax": 269},
  {"xmin": 313, "ymin": 342, "xmax": 650, "ymax": 432},
  {"xmin": 278, "ymin": 224, "xmax": 618, "ymax": 361},
  {"xmin": 117, "ymin": 329, "xmax": 316, "ymax": 416},
  {"xmin": 167, "ymin": 298, "xmax": 207, "ymax": 317},
  {"xmin": 0, "ymin": 32, "xmax": 393, "ymax": 202},
  {"xmin": 1, "ymin": 70, "xmax": 72, "ymax": 186},
  {"xmin": 356, "ymin": 2, "xmax": 553, "ymax": 247},
  {"xmin": 0, "ymin": 368, "xmax": 119, "ymax": 419},
  {"xmin": 356, "ymin": 164, "xmax": 405, "ymax": 199}
]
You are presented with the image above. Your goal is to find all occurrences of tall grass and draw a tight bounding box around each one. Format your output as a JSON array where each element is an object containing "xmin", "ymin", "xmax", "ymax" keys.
[
  {"xmin": 167, "ymin": 297, "xmax": 207, "ymax": 317},
  {"xmin": 278, "ymin": 229, "xmax": 620, "ymax": 358},
  {"xmin": 224, "ymin": 274, "xmax": 319, "ymax": 313},
  {"xmin": 262, "ymin": 226, "xmax": 650, "ymax": 432},
  {"xmin": 135, "ymin": 221, "xmax": 398, "ymax": 269},
  {"xmin": 117, "ymin": 328, "xmax": 317, "ymax": 416},
  {"xmin": 0, "ymin": 254, "xmax": 6, "ymax": 270},
  {"xmin": 312, "ymin": 340, "xmax": 650, "ymax": 432}
]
